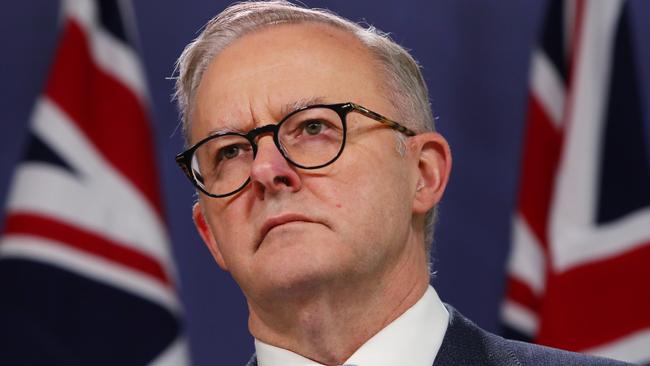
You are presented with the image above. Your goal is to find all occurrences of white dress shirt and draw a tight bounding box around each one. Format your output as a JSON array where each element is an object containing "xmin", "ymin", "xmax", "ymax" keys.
[{"xmin": 255, "ymin": 285, "xmax": 449, "ymax": 366}]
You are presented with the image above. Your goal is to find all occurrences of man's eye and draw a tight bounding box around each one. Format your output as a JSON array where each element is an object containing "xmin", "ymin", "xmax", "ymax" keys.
[
  {"xmin": 303, "ymin": 120, "xmax": 325, "ymax": 135},
  {"xmin": 218, "ymin": 145, "xmax": 241, "ymax": 160}
]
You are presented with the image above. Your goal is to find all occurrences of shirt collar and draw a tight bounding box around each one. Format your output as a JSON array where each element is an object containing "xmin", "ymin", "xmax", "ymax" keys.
[{"xmin": 254, "ymin": 285, "xmax": 449, "ymax": 366}]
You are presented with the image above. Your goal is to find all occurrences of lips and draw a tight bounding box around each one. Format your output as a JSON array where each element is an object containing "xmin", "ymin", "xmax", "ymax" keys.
[{"xmin": 259, "ymin": 213, "xmax": 316, "ymax": 242}]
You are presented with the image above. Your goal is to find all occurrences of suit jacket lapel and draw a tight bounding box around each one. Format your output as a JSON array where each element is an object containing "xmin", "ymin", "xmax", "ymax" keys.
[
  {"xmin": 245, "ymin": 354, "xmax": 258, "ymax": 366},
  {"xmin": 433, "ymin": 305, "xmax": 503, "ymax": 366}
]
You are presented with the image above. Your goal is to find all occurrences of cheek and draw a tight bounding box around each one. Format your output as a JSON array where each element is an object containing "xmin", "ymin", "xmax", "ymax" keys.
[
  {"xmin": 315, "ymin": 149, "xmax": 406, "ymax": 213},
  {"xmin": 319, "ymin": 165, "xmax": 404, "ymax": 227},
  {"xmin": 344, "ymin": 158, "xmax": 412, "ymax": 229},
  {"xmin": 206, "ymin": 203, "xmax": 253, "ymax": 258}
]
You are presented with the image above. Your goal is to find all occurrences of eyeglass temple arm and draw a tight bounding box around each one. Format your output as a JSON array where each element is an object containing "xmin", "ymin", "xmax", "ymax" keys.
[
  {"xmin": 349, "ymin": 103, "xmax": 417, "ymax": 136},
  {"xmin": 175, "ymin": 153, "xmax": 195, "ymax": 182}
]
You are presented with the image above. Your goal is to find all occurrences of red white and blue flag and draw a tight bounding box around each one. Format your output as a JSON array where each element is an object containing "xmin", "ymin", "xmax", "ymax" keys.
[
  {"xmin": 0, "ymin": 0, "xmax": 188, "ymax": 364},
  {"xmin": 502, "ymin": 0, "xmax": 650, "ymax": 364}
]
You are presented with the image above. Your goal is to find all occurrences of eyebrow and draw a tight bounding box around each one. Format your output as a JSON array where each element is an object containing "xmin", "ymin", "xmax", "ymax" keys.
[
  {"xmin": 205, "ymin": 125, "xmax": 247, "ymax": 137},
  {"xmin": 206, "ymin": 96, "xmax": 330, "ymax": 137},
  {"xmin": 280, "ymin": 96, "xmax": 329, "ymax": 116}
]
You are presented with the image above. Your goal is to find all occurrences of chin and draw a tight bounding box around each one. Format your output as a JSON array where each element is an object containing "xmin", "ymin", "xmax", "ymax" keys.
[
  {"xmin": 247, "ymin": 226, "xmax": 352, "ymax": 295},
  {"xmin": 251, "ymin": 249, "xmax": 346, "ymax": 300}
]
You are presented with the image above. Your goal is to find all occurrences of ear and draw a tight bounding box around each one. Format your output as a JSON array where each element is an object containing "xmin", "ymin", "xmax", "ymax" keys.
[
  {"xmin": 192, "ymin": 202, "xmax": 229, "ymax": 271},
  {"xmin": 411, "ymin": 132, "xmax": 452, "ymax": 214}
]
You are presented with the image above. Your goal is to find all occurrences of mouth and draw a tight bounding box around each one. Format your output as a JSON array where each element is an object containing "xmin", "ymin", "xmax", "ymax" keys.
[{"xmin": 259, "ymin": 213, "xmax": 317, "ymax": 244}]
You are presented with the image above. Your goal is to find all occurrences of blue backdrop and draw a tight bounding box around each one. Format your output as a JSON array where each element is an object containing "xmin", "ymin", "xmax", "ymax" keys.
[{"xmin": 1, "ymin": 1, "xmax": 649, "ymax": 365}]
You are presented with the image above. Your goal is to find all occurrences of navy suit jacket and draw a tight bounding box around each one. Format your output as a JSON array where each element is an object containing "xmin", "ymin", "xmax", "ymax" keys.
[{"xmin": 245, "ymin": 305, "xmax": 633, "ymax": 365}]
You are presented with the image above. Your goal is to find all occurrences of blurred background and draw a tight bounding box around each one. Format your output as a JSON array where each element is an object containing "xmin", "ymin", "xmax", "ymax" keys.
[{"xmin": 1, "ymin": 1, "xmax": 649, "ymax": 365}]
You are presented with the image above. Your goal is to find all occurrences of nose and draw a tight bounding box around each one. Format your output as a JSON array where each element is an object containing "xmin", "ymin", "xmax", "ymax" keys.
[{"xmin": 249, "ymin": 136, "xmax": 301, "ymax": 198}]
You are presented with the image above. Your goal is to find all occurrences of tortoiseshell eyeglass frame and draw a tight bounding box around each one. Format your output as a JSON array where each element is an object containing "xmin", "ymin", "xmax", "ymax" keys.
[{"xmin": 175, "ymin": 102, "xmax": 417, "ymax": 198}]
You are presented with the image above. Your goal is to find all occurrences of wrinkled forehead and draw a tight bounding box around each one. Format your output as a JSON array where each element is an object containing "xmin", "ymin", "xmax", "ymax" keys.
[{"xmin": 188, "ymin": 22, "xmax": 391, "ymax": 143}]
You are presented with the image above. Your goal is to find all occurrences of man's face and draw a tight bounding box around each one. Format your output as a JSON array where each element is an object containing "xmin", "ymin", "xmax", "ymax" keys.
[{"xmin": 190, "ymin": 23, "xmax": 426, "ymax": 302}]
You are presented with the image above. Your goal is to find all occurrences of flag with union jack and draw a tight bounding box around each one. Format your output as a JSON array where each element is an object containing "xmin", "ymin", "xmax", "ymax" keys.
[
  {"xmin": 502, "ymin": 0, "xmax": 650, "ymax": 364},
  {"xmin": 0, "ymin": 0, "xmax": 188, "ymax": 364}
]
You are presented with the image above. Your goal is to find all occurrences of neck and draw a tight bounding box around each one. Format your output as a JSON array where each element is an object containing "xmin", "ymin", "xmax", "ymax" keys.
[{"xmin": 247, "ymin": 239, "xmax": 429, "ymax": 365}]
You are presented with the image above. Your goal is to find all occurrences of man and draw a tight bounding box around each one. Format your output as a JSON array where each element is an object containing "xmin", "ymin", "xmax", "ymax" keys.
[{"xmin": 174, "ymin": 1, "xmax": 630, "ymax": 365}]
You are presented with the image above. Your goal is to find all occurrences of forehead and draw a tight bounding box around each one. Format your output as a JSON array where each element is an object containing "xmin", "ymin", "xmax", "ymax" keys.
[{"xmin": 190, "ymin": 22, "xmax": 389, "ymax": 142}]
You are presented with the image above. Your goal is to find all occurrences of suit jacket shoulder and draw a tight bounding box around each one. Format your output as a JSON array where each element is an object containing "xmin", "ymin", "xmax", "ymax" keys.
[{"xmin": 434, "ymin": 305, "xmax": 632, "ymax": 366}]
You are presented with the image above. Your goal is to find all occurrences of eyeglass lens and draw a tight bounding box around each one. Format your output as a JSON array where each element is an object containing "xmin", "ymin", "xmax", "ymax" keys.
[{"xmin": 190, "ymin": 106, "xmax": 345, "ymax": 196}]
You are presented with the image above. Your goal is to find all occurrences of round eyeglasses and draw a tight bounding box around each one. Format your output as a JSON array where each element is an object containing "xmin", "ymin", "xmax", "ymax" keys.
[{"xmin": 176, "ymin": 102, "xmax": 416, "ymax": 198}]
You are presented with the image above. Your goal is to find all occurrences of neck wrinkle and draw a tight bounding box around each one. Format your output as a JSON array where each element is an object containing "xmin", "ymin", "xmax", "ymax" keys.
[{"xmin": 247, "ymin": 235, "xmax": 429, "ymax": 365}]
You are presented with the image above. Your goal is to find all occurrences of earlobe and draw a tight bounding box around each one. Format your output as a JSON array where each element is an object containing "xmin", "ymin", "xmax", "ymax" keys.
[
  {"xmin": 192, "ymin": 202, "xmax": 229, "ymax": 271},
  {"xmin": 412, "ymin": 132, "xmax": 452, "ymax": 214}
]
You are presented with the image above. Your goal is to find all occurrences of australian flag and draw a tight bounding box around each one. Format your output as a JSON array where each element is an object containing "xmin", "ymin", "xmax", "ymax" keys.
[
  {"xmin": 0, "ymin": 1, "xmax": 188, "ymax": 364},
  {"xmin": 502, "ymin": 0, "xmax": 650, "ymax": 364}
]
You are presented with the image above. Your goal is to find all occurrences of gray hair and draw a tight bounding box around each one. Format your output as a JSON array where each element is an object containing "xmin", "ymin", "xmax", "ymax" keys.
[{"xmin": 174, "ymin": 0, "xmax": 438, "ymax": 258}]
